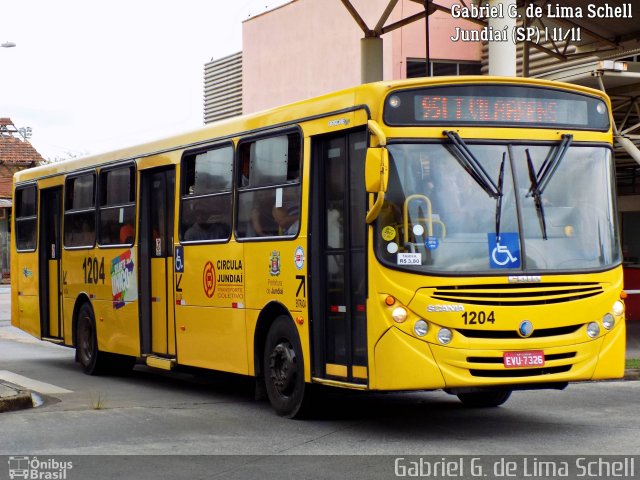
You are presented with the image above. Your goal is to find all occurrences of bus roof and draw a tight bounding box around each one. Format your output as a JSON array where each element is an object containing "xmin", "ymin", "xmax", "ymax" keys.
[{"xmin": 13, "ymin": 76, "xmax": 609, "ymax": 185}]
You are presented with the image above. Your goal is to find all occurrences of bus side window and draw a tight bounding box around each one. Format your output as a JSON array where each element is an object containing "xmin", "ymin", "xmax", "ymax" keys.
[
  {"xmin": 64, "ymin": 173, "xmax": 96, "ymax": 248},
  {"xmin": 98, "ymin": 165, "xmax": 136, "ymax": 246},
  {"xmin": 179, "ymin": 144, "xmax": 233, "ymax": 242},
  {"xmin": 236, "ymin": 132, "xmax": 301, "ymax": 238},
  {"xmin": 14, "ymin": 185, "xmax": 38, "ymax": 251}
]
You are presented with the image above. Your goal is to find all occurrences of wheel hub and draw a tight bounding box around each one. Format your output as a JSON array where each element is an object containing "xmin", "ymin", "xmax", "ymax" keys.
[
  {"xmin": 269, "ymin": 342, "xmax": 297, "ymax": 396},
  {"xmin": 78, "ymin": 318, "xmax": 94, "ymax": 366}
]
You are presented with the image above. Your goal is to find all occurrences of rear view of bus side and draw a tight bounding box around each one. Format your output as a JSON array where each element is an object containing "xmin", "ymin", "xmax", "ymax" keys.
[{"xmin": 12, "ymin": 77, "xmax": 625, "ymax": 417}]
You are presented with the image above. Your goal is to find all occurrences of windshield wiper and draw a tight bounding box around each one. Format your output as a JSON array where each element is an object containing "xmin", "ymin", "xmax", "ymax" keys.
[
  {"xmin": 444, "ymin": 131, "xmax": 505, "ymax": 241},
  {"xmin": 444, "ymin": 131, "xmax": 500, "ymax": 198},
  {"xmin": 495, "ymin": 154, "xmax": 505, "ymax": 242},
  {"xmin": 525, "ymin": 134, "xmax": 573, "ymax": 240}
]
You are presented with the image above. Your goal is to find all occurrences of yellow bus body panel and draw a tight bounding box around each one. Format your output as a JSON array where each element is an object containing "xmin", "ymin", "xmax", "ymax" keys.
[
  {"xmin": 373, "ymin": 327, "xmax": 446, "ymax": 390},
  {"xmin": 175, "ymin": 241, "xmax": 248, "ymax": 374},
  {"xmin": 61, "ymin": 246, "xmax": 141, "ymax": 355},
  {"xmin": 368, "ymin": 261, "xmax": 625, "ymax": 390},
  {"xmin": 12, "ymin": 250, "xmax": 39, "ymax": 338},
  {"xmin": 47, "ymin": 260, "xmax": 60, "ymax": 337}
]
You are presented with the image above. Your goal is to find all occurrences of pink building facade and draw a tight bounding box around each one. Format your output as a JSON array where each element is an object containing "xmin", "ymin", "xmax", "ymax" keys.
[{"xmin": 242, "ymin": 0, "xmax": 481, "ymax": 114}]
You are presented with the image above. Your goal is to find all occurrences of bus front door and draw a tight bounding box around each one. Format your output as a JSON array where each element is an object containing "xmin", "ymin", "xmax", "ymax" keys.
[
  {"xmin": 311, "ymin": 130, "xmax": 368, "ymax": 384},
  {"xmin": 38, "ymin": 187, "xmax": 63, "ymax": 340},
  {"xmin": 139, "ymin": 167, "xmax": 176, "ymax": 358}
]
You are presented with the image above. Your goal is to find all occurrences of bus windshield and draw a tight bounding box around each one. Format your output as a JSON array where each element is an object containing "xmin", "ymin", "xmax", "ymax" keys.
[{"xmin": 375, "ymin": 141, "xmax": 620, "ymax": 273}]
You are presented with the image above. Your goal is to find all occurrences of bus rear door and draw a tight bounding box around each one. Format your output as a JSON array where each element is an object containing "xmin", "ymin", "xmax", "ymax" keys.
[
  {"xmin": 38, "ymin": 187, "xmax": 63, "ymax": 341},
  {"xmin": 139, "ymin": 167, "xmax": 176, "ymax": 361}
]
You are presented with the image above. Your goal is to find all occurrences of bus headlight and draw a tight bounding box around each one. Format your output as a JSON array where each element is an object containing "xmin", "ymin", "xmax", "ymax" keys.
[
  {"xmin": 437, "ymin": 328, "xmax": 452, "ymax": 345},
  {"xmin": 612, "ymin": 300, "xmax": 624, "ymax": 316},
  {"xmin": 587, "ymin": 322, "xmax": 600, "ymax": 338},
  {"xmin": 602, "ymin": 313, "xmax": 615, "ymax": 330},
  {"xmin": 414, "ymin": 320, "xmax": 428, "ymax": 337},
  {"xmin": 392, "ymin": 307, "xmax": 408, "ymax": 323}
]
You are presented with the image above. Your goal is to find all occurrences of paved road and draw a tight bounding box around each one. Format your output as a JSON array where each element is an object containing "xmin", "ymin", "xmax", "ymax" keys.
[
  {"xmin": 1, "ymin": 325, "xmax": 639, "ymax": 455},
  {"xmin": 1, "ymin": 285, "xmax": 639, "ymax": 479}
]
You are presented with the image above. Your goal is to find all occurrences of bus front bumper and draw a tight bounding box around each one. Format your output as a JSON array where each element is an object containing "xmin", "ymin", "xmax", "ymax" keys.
[{"xmin": 372, "ymin": 321, "xmax": 625, "ymax": 391}]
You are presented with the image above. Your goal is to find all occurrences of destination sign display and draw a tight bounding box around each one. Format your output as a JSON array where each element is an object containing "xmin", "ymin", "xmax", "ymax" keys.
[{"xmin": 384, "ymin": 84, "xmax": 609, "ymax": 130}]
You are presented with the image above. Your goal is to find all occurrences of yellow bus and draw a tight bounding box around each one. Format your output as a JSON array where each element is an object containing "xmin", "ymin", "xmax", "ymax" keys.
[{"xmin": 12, "ymin": 77, "xmax": 625, "ymax": 417}]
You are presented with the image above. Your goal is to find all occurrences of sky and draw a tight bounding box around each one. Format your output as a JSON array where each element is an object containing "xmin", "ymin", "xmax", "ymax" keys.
[{"xmin": 0, "ymin": 0, "xmax": 290, "ymax": 161}]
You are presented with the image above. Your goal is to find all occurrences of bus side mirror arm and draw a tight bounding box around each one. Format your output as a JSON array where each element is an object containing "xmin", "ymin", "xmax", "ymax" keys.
[
  {"xmin": 365, "ymin": 120, "xmax": 389, "ymax": 224},
  {"xmin": 366, "ymin": 190, "xmax": 385, "ymax": 224}
]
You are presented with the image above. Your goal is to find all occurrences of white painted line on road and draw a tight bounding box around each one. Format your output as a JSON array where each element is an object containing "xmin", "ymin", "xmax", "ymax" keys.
[{"xmin": 0, "ymin": 371, "xmax": 73, "ymax": 394}]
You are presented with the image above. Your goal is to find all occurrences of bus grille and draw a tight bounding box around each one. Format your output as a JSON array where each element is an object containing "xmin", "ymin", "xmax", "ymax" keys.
[
  {"xmin": 431, "ymin": 282, "xmax": 603, "ymax": 306},
  {"xmin": 458, "ymin": 324, "xmax": 582, "ymax": 339}
]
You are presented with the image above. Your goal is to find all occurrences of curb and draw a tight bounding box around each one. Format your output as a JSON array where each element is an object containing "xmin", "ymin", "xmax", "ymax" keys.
[
  {"xmin": 0, "ymin": 382, "xmax": 33, "ymax": 413},
  {"xmin": 624, "ymin": 369, "xmax": 640, "ymax": 381}
]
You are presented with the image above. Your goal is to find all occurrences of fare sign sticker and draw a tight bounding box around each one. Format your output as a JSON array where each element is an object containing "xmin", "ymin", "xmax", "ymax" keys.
[{"xmin": 503, "ymin": 350, "xmax": 545, "ymax": 368}]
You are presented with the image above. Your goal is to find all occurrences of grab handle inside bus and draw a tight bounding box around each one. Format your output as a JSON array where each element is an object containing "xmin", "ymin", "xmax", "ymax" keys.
[{"xmin": 365, "ymin": 120, "xmax": 389, "ymax": 224}]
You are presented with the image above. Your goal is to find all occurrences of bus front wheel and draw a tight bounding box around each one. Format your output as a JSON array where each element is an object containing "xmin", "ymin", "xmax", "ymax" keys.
[
  {"xmin": 263, "ymin": 316, "xmax": 308, "ymax": 418},
  {"xmin": 76, "ymin": 303, "xmax": 108, "ymax": 375},
  {"xmin": 457, "ymin": 389, "xmax": 512, "ymax": 408}
]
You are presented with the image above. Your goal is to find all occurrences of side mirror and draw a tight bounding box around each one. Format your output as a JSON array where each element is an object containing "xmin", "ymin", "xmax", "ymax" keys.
[
  {"xmin": 364, "ymin": 120, "xmax": 389, "ymax": 224},
  {"xmin": 365, "ymin": 147, "xmax": 389, "ymax": 193}
]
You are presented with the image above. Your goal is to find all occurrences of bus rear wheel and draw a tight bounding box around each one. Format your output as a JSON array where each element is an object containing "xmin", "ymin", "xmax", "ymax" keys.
[
  {"xmin": 457, "ymin": 389, "xmax": 512, "ymax": 408},
  {"xmin": 76, "ymin": 303, "xmax": 108, "ymax": 375},
  {"xmin": 263, "ymin": 316, "xmax": 308, "ymax": 418}
]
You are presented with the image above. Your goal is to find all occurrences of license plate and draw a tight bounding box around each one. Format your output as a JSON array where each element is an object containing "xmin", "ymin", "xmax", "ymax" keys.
[{"xmin": 503, "ymin": 350, "xmax": 545, "ymax": 368}]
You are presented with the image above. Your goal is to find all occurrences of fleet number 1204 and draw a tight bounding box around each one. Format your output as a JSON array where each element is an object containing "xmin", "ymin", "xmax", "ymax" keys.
[
  {"xmin": 82, "ymin": 256, "xmax": 105, "ymax": 285},
  {"xmin": 462, "ymin": 311, "xmax": 495, "ymax": 325}
]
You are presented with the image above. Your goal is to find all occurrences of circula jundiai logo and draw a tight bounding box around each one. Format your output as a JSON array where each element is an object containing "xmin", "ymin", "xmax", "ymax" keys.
[{"xmin": 203, "ymin": 261, "xmax": 216, "ymax": 298}]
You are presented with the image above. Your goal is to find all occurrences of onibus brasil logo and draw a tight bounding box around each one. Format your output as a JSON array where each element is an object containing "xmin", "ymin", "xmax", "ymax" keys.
[{"xmin": 8, "ymin": 456, "xmax": 73, "ymax": 479}]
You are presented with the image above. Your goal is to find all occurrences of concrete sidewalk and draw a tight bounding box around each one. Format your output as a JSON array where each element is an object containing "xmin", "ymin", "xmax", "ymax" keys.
[{"xmin": 0, "ymin": 381, "xmax": 32, "ymax": 412}]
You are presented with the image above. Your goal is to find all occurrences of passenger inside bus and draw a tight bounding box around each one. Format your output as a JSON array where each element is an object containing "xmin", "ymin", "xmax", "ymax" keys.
[
  {"xmin": 78, "ymin": 220, "xmax": 94, "ymax": 246},
  {"xmin": 272, "ymin": 204, "xmax": 299, "ymax": 235},
  {"xmin": 250, "ymin": 194, "xmax": 279, "ymax": 237},
  {"xmin": 119, "ymin": 222, "xmax": 134, "ymax": 244},
  {"xmin": 184, "ymin": 201, "xmax": 230, "ymax": 241}
]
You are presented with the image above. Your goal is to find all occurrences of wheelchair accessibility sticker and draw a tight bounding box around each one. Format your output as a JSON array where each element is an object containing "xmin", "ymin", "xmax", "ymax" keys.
[{"xmin": 488, "ymin": 233, "xmax": 520, "ymax": 269}]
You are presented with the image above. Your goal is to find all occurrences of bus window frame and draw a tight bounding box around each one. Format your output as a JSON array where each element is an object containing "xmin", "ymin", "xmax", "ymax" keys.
[
  {"xmin": 63, "ymin": 170, "xmax": 98, "ymax": 250},
  {"xmin": 178, "ymin": 141, "xmax": 235, "ymax": 245},
  {"xmin": 14, "ymin": 183, "xmax": 38, "ymax": 253},
  {"xmin": 234, "ymin": 126, "xmax": 303, "ymax": 243},
  {"xmin": 96, "ymin": 161, "xmax": 137, "ymax": 249}
]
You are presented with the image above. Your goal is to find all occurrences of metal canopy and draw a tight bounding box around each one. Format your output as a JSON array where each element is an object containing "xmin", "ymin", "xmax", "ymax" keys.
[
  {"xmin": 340, "ymin": 0, "xmax": 442, "ymax": 38},
  {"xmin": 339, "ymin": 0, "xmax": 439, "ymax": 82},
  {"xmin": 338, "ymin": 1, "xmax": 640, "ymax": 165}
]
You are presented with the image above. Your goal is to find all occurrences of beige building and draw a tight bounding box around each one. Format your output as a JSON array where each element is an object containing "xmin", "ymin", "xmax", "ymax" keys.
[
  {"xmin": 241, "ymin": 0, "xmax": 481, "ymax": 114},
  {"xmin": 204, "ymin": 0, "xmax": 483, "ymax": 122}
]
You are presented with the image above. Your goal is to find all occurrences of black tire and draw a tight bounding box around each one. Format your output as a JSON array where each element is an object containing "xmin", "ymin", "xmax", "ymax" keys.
[
  {"xmin": 76, "ymin": 302, "xmax": 108, "ymax": 375},
  {"xmin": 263, "ymin": 316, "xmax": 309, "ymax": 418},
  {"xmin": 457, "ymin": 389, "xmax": 512, "ymax": 408}
]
